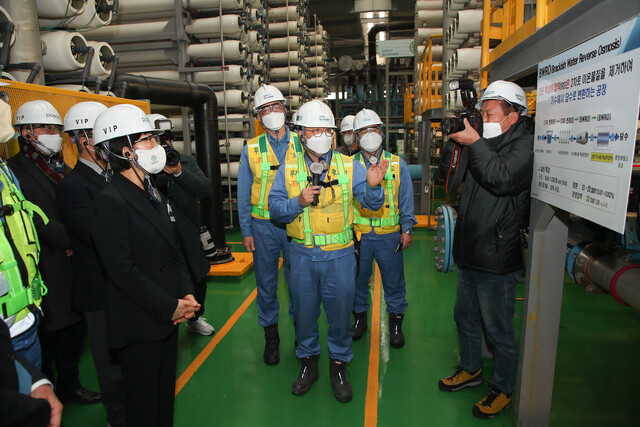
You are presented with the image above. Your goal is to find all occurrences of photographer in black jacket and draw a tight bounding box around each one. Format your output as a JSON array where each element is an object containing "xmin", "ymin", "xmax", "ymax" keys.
[
  {"xmin": 148, "ymin": 114, "xmax": 215, "ymax": 336},
  {"xmin": 437, "ymin": 80, "xmax": 534, "ymax": 420}
]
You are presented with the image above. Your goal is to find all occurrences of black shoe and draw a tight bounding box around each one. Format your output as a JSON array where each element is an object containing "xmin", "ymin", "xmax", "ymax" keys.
[
  {"xmin": 351, "ymin": 311, "xmax": 368, "ymax": 341},
  {"xmin": 291, "ymin": 355, "xmax": 319, "ymax": 395},
  {"xmin": 263, "ymin": 323, "xmax": 280, "ymax": 365},
  {"xmin": 61, "ymin": 386, "xmax": 102, "ymax": 405},
  {"xmin": 329, "ymin": 358, "xmax": 353, "ymax": 402},
  {"xmin": 389, "ymin": 313, "xmax": 405, "ymax": 348}
]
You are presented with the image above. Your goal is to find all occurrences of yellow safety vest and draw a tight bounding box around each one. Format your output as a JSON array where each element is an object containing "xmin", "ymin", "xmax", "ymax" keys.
[
  {"xmin": 0, "ymin": 161, "xmax": 48, "ymax": 323},
  {"xmin": 353, "ymin": 151, "xmax": 401, "ymax": 235},
  {"xmin": 247, "ymin": 132, "xmax": 302, "ymax": 219},
  {"xmin": 284, "ymin": 151, "xmax": 354, "ymax": 251}
]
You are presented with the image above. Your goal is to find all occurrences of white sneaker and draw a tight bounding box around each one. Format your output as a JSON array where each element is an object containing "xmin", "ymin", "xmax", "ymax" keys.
[{"xmin": 186, "ymin": 317, "xmax": 216, "ymax": 336}]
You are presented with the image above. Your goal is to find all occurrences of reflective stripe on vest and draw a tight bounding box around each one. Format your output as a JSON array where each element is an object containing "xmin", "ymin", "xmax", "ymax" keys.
[
  {"xmin": 285, "ymin": 152, "xmax": 354, "ymax": 249},
  {"xmin": 249, "ymin": 132, "xmax": 301, "ymax": 219},
  {"xmin": 0, "ymin": 162, "xmax": 48, "ymax": 321},
  {"xmin": 353, "ymin": 151, "xmax": 400, "ymax": 231}
]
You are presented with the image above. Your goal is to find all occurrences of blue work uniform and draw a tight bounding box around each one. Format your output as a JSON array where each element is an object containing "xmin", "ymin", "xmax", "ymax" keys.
[
  {"xmin": 268, "ymin": 150, "xmax": 384, "ymax": 362},
  {"xmin": 238, "ymin": 127, "xmax": 293, "ymax": 327},
  {"xmin": 354, "ymin": 149, "xmax": 417, "ymax": 315}
]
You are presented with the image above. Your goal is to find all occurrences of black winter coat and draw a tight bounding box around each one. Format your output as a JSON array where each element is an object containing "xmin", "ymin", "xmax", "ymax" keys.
[
  {"xmin": 56, "ymin": 160, "xmax": 109, "ymax": 312},
  {"xmin": 453, "ymin": 116, "xmax": 534, "ymax": 274},
  {"xmin": 7, "ymin": 150, "xmax": 81, "ymax": 332},
  {"xmin": 90, "ymin": 174, "xmax": 193, "ymax": 348}
]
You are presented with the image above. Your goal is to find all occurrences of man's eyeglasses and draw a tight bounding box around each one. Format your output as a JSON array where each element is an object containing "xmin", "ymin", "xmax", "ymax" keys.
[
  {"xmin": 259, "ymin": 103, "xmax": 285, "ymax": 115},
  {"xmin": 34, "ymin": 124, "xmax": 63, "ymax": 133},
  {"xmin": 356, "ymin": 126, "xmax": 380, "ymax": 136},
  {"xmin": 133, "ymin": 134, "xmax": 160, "ymax": 145},
  {"xmin": 305, "ymin": 128, "xmax": 335, "ymax": 137}
]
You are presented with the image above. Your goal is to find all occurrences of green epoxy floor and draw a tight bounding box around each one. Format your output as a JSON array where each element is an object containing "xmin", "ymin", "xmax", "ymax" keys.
[{"xmin": 62, "ymin": 228, "xmax": 640, "ymax": 426}]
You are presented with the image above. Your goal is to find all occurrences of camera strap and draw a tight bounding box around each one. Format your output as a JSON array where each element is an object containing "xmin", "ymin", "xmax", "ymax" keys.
[{"xmin": 444, "ymin": 142, "xmax": 468, "ymax": 193}]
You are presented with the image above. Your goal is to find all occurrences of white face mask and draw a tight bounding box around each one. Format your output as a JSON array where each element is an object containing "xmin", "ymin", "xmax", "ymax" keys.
[
  {"xmin": 261, "ymin": 112, "xmax": 285, "ymax": 131},
  {"xmin": 135, "ymin": 144, "xmax": 166, "ymax": 175},
  {"xmin": 305, "ymin": 134, "xmax": 333, "ymax": 155},
  {"xmin": 342, "ymin": 133, "xmax": 355, "ymax": 146},
  {"xmin": 482, "ymin": 114, "xmax": 513, "ymax": 139},
  {"xmin": 36, "ymin": 134, "xmax": 63, "ymax": 154},
  {"xmin": 359, "ymin": 132, "xmax": 383, "ymax": 152}
]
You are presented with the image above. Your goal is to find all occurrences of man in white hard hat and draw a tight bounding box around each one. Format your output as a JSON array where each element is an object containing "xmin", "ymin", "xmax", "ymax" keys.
[
  {"xmin": 238, "ymin": 84, "xmax": 301, "ymax": 365},
  {"xmin": 9, "ymin": 100, "xmax": 102, "ymax": 406},
  {"xmin": 336, "ymin": 114, "xmax": 358, "ymax": 156},
  {"xmin": 437, "ymin": 80, "xmax": 533, "ymax": 420},
  {"xmin": 268, "ymin": 100, "xmax": 389, "ymax": 403},
  {"xmin": 90, "ymin": 104, "xmax": 200, "ymax": 427},
  {"xmin": 350, "ymin": 108, "xmax": 417, "ymax": 348},
  {"xmin": 148, "ymin": 113, "xmax": 215, "ymax": 337},
  {"xmin": 57, "ymin": 101, "xmax": 126, "ymax": 425}
]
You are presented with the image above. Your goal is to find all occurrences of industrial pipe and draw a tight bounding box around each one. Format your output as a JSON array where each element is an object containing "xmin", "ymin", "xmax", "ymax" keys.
[
  {"xmin": 368, "ymin": 21, "xmax": 414, "ymax": 67},
  {"xmin": 110, "ymin": 73, "xmax": 233, "ymax": 264},
  {"xmin": 570, "ymin": 241, "xmax": 640, "ymax": 310}
]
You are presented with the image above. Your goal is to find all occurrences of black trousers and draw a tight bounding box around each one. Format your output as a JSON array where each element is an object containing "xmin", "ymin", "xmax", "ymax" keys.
[
  {"xmin": 86, "ymin": 309, "xmax": 125, "ymax": 426},
  {"xmin": 119, "ymin": 328, "xmax": 179, "ymax": 427},
  {"xmin": 39, "ymin": 320, "xmax": 84, "ymax": 397},
  {"xmin": 193, "ymin": 276, "xmax": 207, "ymax": 319}
]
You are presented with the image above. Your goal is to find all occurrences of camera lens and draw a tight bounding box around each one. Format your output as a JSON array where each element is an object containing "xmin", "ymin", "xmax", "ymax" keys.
[{"xmin": 164, "ymin": 145, "xmax": 180, "ymax": 167}]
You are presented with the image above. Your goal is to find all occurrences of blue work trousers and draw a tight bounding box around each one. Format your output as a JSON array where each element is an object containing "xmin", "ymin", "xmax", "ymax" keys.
[
  {"xmin": 251, "ymin": 217, "xmax": 291, "ymax": 327},
  {"xmin": 12, "ymin": 316, "xmax": 42, "ymax": 370},
  {"xmin": 454, "ymin": 267, "xmax": 521, "ymax": 394},
  {"xmin": 354, "ymin": 232, "xmax": 408, "ymax": 315},
  {"xmin": 289, "ymin": 249, "xmax": 356, "ymax": 363}
]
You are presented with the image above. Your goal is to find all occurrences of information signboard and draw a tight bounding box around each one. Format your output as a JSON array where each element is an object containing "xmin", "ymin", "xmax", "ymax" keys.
[
  {"xmin": 533, "ymin": 16, "xmax": 640, "ymax": 233},
  {"xmin": 377, "ymin": 39, "xmax": 415, "ymax": 58}
]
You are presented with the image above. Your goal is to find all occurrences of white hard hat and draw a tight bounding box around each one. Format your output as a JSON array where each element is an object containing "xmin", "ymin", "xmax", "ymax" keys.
[
  {"xmin": 353, "ymin": 108, "xmax": 382, "ymax": 131},
  {"xmin": 294, "ymin": 99, "xmax": 335, "ymax": 129},
  {"xmin": 93, "ymin": 104, "xmax": 159, "ymax": 146},
  {"xmin": 476, "ymin": 80, "xmax": 528, "ymax": 115},
  {"xmin": 147, "ymin": 113, "xmax": 172, "ymax": 129},
  {"xmin": 64, "ymin": 101, "xmax": 107, "ymax": 132},
  {"xmin": 340, "ymin": 115, "xmax": 355, "ymax": 133},
  {"xmin": 253, "ymin": 84, "xmax": 286, "ymax": 111},
  {"xmin": 14, "ymin": 100, "xmax": 62, "ymax": 127}
]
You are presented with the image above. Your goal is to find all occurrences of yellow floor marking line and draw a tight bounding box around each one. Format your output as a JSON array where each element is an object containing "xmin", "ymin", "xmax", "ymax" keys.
[
  {"xmin": 175, "ymin": 287, "xmax": 257, "ymax": 395},
  {"xmin": 364, "ymin": 263, "xmax": 382, "ymax": 427}
]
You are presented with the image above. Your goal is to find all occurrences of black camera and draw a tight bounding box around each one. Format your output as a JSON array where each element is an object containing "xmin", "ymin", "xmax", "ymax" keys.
[
  {"xmin": 441, "ymin": 79, "xmax": 483, "ymax": 136},
  {"xmin": 153, "ymin": 118, "xmax": 181, "ymax": 167},
  {"xmin": 162, "ymin": 142, "xmax": 181, "ymax": 167}
]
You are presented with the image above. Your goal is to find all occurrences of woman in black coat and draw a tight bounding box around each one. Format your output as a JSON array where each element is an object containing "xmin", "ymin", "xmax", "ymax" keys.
[{"xmin": 90, "ymin": 104, "xmax": 200, "ymax": 427}]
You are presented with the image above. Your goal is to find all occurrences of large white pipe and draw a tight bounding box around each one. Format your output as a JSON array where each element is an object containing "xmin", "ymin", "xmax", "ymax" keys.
[
  {"xmin": 306, "ymin": 44, "xmax": 326, "ymax": 56},
  {"xmin": 271, "ymin": 80, "xmax": 303, "ymax": 94},
  {"xmin": 415, "ymin": 44, "xmax": 443, "ymax": 61},
  {"xmin": 39, "ymin": 0, "xmax": 113, "ymax": 30},
  {"xmin": 116, "ymin": 49, "xmax": 174, "ymax": 65},
  {"xmin": 133, "ymin": 70, "xmax": 180, "ymax": 80},
  {"xmin": 269, "ymin": 66, "xmax": 302, "ymax": 79},
  {"xmin": 86, "ymin": 40, "xmax": 115, "ymax": 77},
  {"xmin": 219, "ymin": 114, "xmax": 249, "ymax": 132},
  {"xmin": 416, "ymin": 0, "xmax": 443, "ymax": 10},
  {"xmin": 452, "ymin": 47, "xmax": 482, "ymax": 73},
  {"xmin": 268, "ymin": 51, "xmax": 301, "ymax": 65},
  {"xmin": 194, "ymin": 65, "xmax": 245, "ymax": 85},
  {"xmin": 188, "ymin": 41, "xmax": 244, "ymax": 61},
  {"xmin": 185, "ymin": 15, "xmax": 244, "ymax": 39},
  {"xmin": 220, "ymin": 162, "xmax": 240, "ymax": 179},
  {"xmin": 416, "ymin": 9, "xmax": 443, "ymax": 27},
  {"xmin": 268, "ymin": 6, "xmax": 298, "ymax": 20},
  {"xmin": 455, "ymin": 9, "xmax": 483, "ymax": 35},
  {"xmin": 36, "ymin": 0, "xmax": 85, "ymax": 20},
  {"xmin": 3, "ymin": 0, "xmax": 45, "ymax": 83},
  {"xmin": 117, "ymin": 0, "xmax": 243, "ymax": 16},
  {"xmin": 0, "ymin": 5, "xmax": 16, "ymax": 46},
  {"xmin": 241, "ymin": 30, "xmax": 261, "ymax": 51},
  {"xmin": 303, "ymin": 76, "xmax": 326, "ymax": 87},
  {"xmin": 268, "ymin": 19, "xmax": 302, "ymax": 35},
  {"xmin": 248, "ymin": 75, "xmax": 262, "ymax": 91},
  {"xmin": 308, "ymin": 87, "xmax": 327, "ymax": 98},
  {"xmin": 416, "ymin": 27, "xmax": 443, "ymax": 45},
  {"xmin": 303, "ymin": 55, "xmax": 327, "ymax": 66},
  {"xmin": 284, "ymin": 95, "xmax": 303, "ymax": 108},
  {"xmin": 215, "ymin": 89, "xmax": 248, "ymax": 109},
  {"xmin": 269, "ymin": 35, "xmax": 298, "ymax": 50},
  {"xmin": 83, "ymin": 20, "xmax": 171, "ymax": 39},
  {"xmin": 41, "ymin": 31, "xmax": 88, "ymax": 72},
  {"xmin": 219, "ymin": 137, "xmax": 245, "ymax": 156}
]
